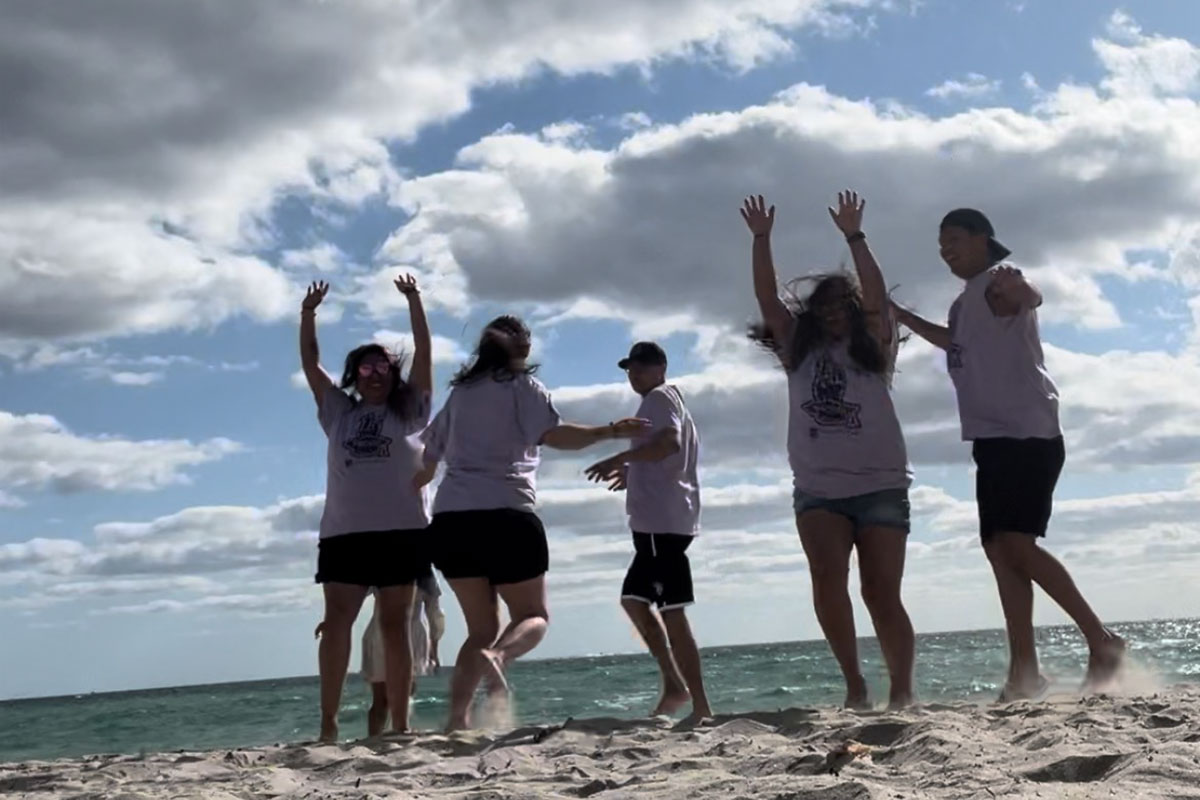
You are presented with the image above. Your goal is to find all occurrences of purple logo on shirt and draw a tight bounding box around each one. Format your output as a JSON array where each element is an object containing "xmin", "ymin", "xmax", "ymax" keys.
[
  {"xmin": 802, "ymin": 354, "xmax": 862, "ymax": 431},
  {"xmin": 343, "ymin": 412, "xmax": 393, "ymax": 461}
]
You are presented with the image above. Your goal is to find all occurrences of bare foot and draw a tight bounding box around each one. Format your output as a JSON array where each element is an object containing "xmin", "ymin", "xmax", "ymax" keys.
[
  {"xmin": 887, "ymin": 691, "xmax": 914, "ymax": 710},
  {"xmin": 845, "ymin": 676, "xmax": 871, "ymax": 711},
  {"xmin": 1084, "ymin": 633, "xmax": 1126, "ymax": 692},
  {"xmin": 319, "ymin": 715, "xmax": 338, "ymax": 743},
  {"xmin": 997, "ymin": 674, "xmax": 1050, "ymax": 703},
  {"xmin": 444, "ymin": 714, "xmax": 470, "ymax": 733},
  {"xmin": 651, "ymin": 685, "xmax": 690, "ymax": 716}
]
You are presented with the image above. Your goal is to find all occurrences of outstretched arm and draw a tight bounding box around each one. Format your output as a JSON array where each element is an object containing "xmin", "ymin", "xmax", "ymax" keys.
[
  {"xmin": 583, "ymin": 427, "xmax": 679, "ymax": 485},
  {"xmin": 540, "ymin": 418, "xmax": 650, "ymax": 451},
  {"xmin": 395, "ymin": 274, "xmax": 433, "ymax": 397},
  {"xmin": 740, "ymin": 195, "xmax": 792, "ymax": 346},
  {"xmin": 892, "ymin": 303, "xmax": 951, "ymax": 351},
  {"xmin": 828, "ymin": 190, "xmax": 889, "ymax": 344},
  {"xmin": 299, "ymin": 281, "xmax": 335, "ymax": 409}
]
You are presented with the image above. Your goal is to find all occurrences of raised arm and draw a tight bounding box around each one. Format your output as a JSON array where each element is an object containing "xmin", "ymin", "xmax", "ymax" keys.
[
  {"xmin": 740, "ymin": 195, "xmax": 792, "ymax": 344},
  {"xmin": 892, "ymin": 302, "xmax": 951, "ymax": 351},
  {"xmin": 299, "ymin": 281, "xmax": 335, "ymax": 408},
  {"xmin": 540, "ymin": 418, "xmax": 650, "ymax": 451},
  {"xmin": 394, "ymin": 274, "xmax": 432, "ymax": 397},
  {"xmin": 828, "ymin": 190, "xmax": 889, "ymax": 344}
]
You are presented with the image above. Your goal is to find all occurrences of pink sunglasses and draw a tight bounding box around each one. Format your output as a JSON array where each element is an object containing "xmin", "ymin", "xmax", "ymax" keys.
[{"xmin": 357, "ymin": 362, "xmax": 393, "ymax": 377}]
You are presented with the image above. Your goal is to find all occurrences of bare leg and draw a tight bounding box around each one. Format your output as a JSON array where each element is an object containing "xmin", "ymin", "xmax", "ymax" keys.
[
  {"xmin": 856, "ymin": 526, "xmax": 915, "ymax": 708},
  {"xmin": 318, "ymin": 583, "xmax": 369, "ymax": 742},
  {"xmin": 367, "ymin": 682, "xmax": 388, "ymax": 736},
  {"xmin": 622, "ymin": 598, "xmax": 689, "ymax": 715},
  {"xmin": 376, "ymin": 584, "xmax": 416, "ymax": 733},
  {"xmin": 660, "ymin": 609, "xmax": 712, "ymax": 719},
  {"xmin": 797, "ymin": 511, "xmax": 867, "ymax": 708},
  {"xmin": 997, "ymin": 533, "xmax": 1126, "ymax": 688},
  {"xmin": 491, "ymin": 575, "xmax": 550, "ymax": 676},
  {"xmin": 445, "ymin": 578, "xmax": 501, "ymax": 731},
  {"xmin": 984, "ymin": 536, "xmax": 1040, "ymax": 698}
]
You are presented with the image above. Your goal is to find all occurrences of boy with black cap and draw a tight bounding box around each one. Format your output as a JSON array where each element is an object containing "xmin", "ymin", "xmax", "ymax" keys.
[
  {"xmin": 585, "ymin": 342, "xmax": 712, "ymax": 720},
  {"xmin": 894, "ymin": 209, "xmax": 1125, "ymax": 701}
]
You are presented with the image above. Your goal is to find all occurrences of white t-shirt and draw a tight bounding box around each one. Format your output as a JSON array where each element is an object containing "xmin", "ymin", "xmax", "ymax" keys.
[
  {"xmin": 947, "ymin": 269, "xmax": 1062, "ymax": 441},
  {"xmin": 318, "ymin": 386, "xmax": 431, "ymax": 538},
  {"xmin": 422, "ymin": 374, "xmax": 562, "ymax": 513},
  {"xmin": 625, "ymin": 385, "xmax": 701, "ymax": 535}
]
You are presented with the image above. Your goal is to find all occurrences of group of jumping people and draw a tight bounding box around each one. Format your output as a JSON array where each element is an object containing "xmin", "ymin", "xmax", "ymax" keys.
[{"xmin": 302, "ymin": 190, "xmax": 1127, "ymax": 740}]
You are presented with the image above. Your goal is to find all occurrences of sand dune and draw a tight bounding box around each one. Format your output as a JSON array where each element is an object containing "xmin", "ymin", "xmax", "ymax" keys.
[{"xmin": 3, "ymin": 687, "xmax": 1199, "ymax": 799}]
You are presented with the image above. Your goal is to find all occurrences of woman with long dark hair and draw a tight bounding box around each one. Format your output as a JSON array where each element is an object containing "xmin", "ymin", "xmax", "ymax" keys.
[
  {"xmin": 415, "ymin": 315, "xmax": 648, "ymax": 731},
  {"xmin": 300, "ymin": 274, "xmax": 433, "ymax": 741},
  {"xmin": 741, "ymin": 192, "xmax": 915, "ymax": 709}
]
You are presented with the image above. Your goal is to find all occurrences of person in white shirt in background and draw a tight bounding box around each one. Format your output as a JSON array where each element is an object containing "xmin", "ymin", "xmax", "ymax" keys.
[
  {"xmin": 893, "ymin": 208, "xmax": 1125, "ymax": 701},
  {"xmin": 360, "ymin": 574, "xmax": 446, "ymax": 735},
  {"xmin": 585, "ymin": 342, "xmax": 712, "ymax": 722},
  {"xmin": 414, "ymin": 315, "xmax": 650, "ymax": 731}
]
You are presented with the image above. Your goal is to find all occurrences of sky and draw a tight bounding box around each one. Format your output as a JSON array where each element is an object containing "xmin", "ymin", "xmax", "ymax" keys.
[{"xmin": 3, "ymin": 0, "xmax": 1200, "ymax": 699}]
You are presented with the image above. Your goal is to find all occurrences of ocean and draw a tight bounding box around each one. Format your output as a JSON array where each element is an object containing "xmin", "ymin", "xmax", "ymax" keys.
[{"xmin": 2, "ymin": 617, "xmax": 1197, "ymax": 764}]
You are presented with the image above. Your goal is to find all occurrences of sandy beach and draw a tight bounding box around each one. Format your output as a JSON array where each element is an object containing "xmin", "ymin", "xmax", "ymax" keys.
[{"xmin": 3, "ymin": 686, "xmax": 1198, "ymax": 799}]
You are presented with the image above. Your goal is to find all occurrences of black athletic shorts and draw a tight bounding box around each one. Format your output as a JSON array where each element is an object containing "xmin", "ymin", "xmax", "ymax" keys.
[
  {"xmin": 314, "ymin": 529, "xmax": 432, "ymax": 587},
  {"xmin": 429, "ymin": 509, "xmax": 549, "ymax": 585},
  {"xmin": 621, "ymin": 532, "xmax": 695, "ymax": 610},
  {"xmin": 972, "ymin": 436, "xmax": 1066, "ymax": 541}
]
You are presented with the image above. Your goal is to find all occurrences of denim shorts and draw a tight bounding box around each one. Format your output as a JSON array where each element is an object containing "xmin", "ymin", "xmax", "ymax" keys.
[{"xmin": 792, "ymin": 487, "xmax": 911, "ymax": 533}]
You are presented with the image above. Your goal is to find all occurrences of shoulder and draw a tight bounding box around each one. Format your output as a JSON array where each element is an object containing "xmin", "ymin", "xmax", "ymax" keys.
[{"xmin": 516, "ymin": 374, "xmax": 552, "ymax": 397}]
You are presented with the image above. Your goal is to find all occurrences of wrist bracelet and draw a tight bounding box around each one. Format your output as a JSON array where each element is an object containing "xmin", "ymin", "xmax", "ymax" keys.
[
  {"xmin": 753, "ymin": 233, "xmax": 767, "ymax": 240},
  {"xmin": 845, "ymin": 231, "xmax": 866, "ymax": 244}
]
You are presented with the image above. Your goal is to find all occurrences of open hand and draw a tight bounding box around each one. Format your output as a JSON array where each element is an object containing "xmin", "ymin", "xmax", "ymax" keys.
[
  {"xmin": 585, "ymin": 455, "xmax": 625, "ymax": 485},
  {"xmin": 394, "ymin": 273, "xmax": 420, "ymax": 296},
  {"xmin": 606, "ymin": 464, "xmax": 628, "ymax": 492},
  {"xmin": 302, "ymin": 281, "xmax": 329, "ymax": 311},
  {"xmin": 740, "ymin": 195, "xmax": 775, "ymax": 237},
  {"xmin": 827, "ymin": 189, "xmax": 865, "ymax": 237},
  {"xmin": 314, "ymin": 621, "xmax": 326, "ymax": 640}
]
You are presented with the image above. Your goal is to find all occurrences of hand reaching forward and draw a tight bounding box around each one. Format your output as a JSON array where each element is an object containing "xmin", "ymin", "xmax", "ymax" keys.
[
  {"xmin": 740, "ymin": 195, "xmax": 775, "ymax": 237},
  {"xmin": 302, "ymin": 281, "xmax": 329, "ymax": 312},
  {"xmin": 610, "ymin": 417, "xmax": 652, "ymax": 438},
  {"xmin": 827, "ymin": 189, "xmax": 865, "ymax": 237}
]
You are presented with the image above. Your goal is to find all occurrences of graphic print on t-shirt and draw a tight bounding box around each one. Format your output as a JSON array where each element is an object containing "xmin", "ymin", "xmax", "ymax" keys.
[
  {"xmin": 342, "ymin": 412, "xmax": 393, "ymax": 464},
  {"xmin": 801, "ymin": 353, "xmax": 862, "ymax": 432},
  {"xmin": 947, "ymin": 343, "xmax": 964, "ymax": 370}
]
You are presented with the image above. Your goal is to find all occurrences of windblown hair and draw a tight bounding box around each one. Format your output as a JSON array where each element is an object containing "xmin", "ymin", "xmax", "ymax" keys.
[
  {"xmin": 338, "ymin": 343, "xmax": 421, "ymax": 420},
  {"xmin": 451, "ymin": 315, "xmax": 539, "ymax": 386},
  {"xmin": 748, "ymin": 272, "xmax": 890, "ymax": 375}
]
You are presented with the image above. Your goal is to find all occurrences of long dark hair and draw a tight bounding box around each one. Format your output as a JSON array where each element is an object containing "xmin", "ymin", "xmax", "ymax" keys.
[
  {"xmin": 749, "ymin": 272, "xmax": 889, "ymax": 375},
  {"xmin": 339, "ymin": 344, "xmax": 420, "ymax": 420},
  {"xmin": 451, "ymin": 315, "xmax": 539, "ymax": 386}
]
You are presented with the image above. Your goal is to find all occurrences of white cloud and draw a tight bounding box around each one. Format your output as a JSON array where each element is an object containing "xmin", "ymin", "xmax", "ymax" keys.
[
  {"xmin": 0, "ymin": 411, "xmax": 240, "ymax": 494},
  {"xmin": 1098, "ymin": 11, "xmax": 1200, "ymax": 97},
  {"xmin": 105, "ymin": 370, "xmax": 163, "ymax": 386},
  {"xmin": 0, "ymin": 0, "xmax": 892, "ymax": 346},
  {"xmin": 925, "ymin": 72, "xmax": 1002, "ymax": 100}
]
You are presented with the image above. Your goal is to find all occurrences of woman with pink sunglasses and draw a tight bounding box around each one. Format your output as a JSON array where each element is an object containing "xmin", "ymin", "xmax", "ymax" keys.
[{"xmin": 299, "ymin": 274, "xmax": 432, "ymax": 742}]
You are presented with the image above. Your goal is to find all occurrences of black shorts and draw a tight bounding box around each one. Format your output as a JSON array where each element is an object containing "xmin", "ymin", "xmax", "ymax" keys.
[
  {"xmin": 429, "ymin": 509, "xmax": 549, "ymax": 586},
  {"xmin": 972, "ymin": 436, "xmax": 1065, "ymax": 540},
  {"xmin": 314, "ymin": 529, "xmax": 432, "ymax": 587},
  {"xmin": 621, "ymin": 532, "xmax": 695, "ymax": 610}
]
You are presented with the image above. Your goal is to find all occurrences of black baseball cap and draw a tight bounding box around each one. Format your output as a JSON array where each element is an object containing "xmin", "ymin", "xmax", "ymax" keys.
[
  {"xmin": 940, "ymin": 208, "xmax": 1012, "ymax": 264},
  {"xmin": 618, "ymin": 341, "xmax": 667, "ymax": 369}
]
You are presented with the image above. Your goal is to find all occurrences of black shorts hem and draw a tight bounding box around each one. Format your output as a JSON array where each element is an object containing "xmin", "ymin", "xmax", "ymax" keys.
[
  {"xmin": 621, "ymin": 532, "xmax": 694, "ymax": 609},
  {"xmin": 429, "ymin": 509, "xmax": 549, "ymax": 586},
  {"xmin": 972, "ymin": 436, "xmax": 1065, "ymax": 540},
  {"xmin": 314, "ymin": 529, "xmax": 432, "ymax": 587}
]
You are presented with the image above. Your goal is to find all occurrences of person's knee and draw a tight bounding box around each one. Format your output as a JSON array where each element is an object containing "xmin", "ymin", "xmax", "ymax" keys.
[
  {"xmin": 660, "ymin": 609, "xmax": 693, "ymax": 641},
  {"xmin": 809, "ymin": 559, "xmax": 850, "ymax": 591},
  {"xmin": 465, "ymin": 619, "xmax": 501, "ymax": 646},
  {"xmin": 859, "ymin": 575, "xmax": 899, "ymax": 611}
]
